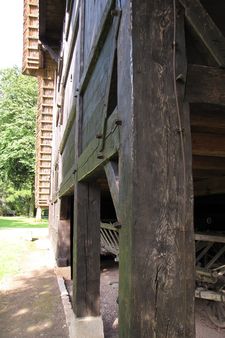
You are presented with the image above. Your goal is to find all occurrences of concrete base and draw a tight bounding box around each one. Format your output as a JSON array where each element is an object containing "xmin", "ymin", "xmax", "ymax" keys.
[
  {"xmin": 57, "ymin": 276, "xmax": 104, "ymax": 338},
  {"xmin": 70, "ymin": 315, "xmax": 104, "ymax": 338}
]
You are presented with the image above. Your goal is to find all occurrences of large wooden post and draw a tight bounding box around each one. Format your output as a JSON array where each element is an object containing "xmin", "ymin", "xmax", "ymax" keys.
[
  {"xmin": 73, "ymin": 182, "xmax": 101, "ymax": 317},
  {"xmin": 118, "ymin": 0, "xmax": 195, "ymax": 337},
  {"xmin": 71, "ymin": 2, "xmax": 104, "ymax": 337}
]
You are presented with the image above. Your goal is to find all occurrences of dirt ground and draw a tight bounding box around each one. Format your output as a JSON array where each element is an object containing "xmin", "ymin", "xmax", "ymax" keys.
[
  {"xmin": 64, "ymin": 257, "xmax": 225, "ymax": 338},
  {"xmin": 0, "ymin": 229, "xmax": 69, "ymax": 338},
  {"xmin": 1, "ymin": 229, "xmax": 225, "ymax": 338}
]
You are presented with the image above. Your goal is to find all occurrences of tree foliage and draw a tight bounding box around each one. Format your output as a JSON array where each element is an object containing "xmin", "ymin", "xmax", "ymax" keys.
[{"xmin": 0, "ymin": 67, "xmax": 38, "ymax": 215}]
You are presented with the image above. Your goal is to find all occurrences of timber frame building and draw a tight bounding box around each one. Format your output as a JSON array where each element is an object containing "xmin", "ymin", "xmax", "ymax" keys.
[{"xmin": 23, "ymin": 0, "xmax": 225, "ymax": 337}]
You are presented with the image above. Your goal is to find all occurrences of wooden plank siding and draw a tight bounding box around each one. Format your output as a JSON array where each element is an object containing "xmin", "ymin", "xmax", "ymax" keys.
[
  {"xmin": 82, "ymin": 24, "xmax": 115, "ymax": 149},
  {"xmin": 83, "ymin": 0, "xmax": 110, "ymax": 67}
]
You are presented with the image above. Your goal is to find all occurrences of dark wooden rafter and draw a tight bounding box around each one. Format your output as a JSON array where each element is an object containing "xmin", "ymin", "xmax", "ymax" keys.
[
  {"xmin": 104, "ymin": 160, "xmax": 120, "ymax": 219},
  {"xmin": 186, "ymin": 64, "xmax": 225, "ymax": 105},
  {"xmin": 41, "ymin": 41, "xmax": 59, "ymax": 62},
  {"xmin": 179, "ymin": 0, "xmax": 225, "ymax": 67},
  {"xmin": 190, "ymin": 104, "xmax": 225, "ymax": 134},
  {"xmin": 192, "ymin": 133, "xmax": 225, "ymax": 157},
  {"xmin": 193, "ymin": 156, "xmax": 225, "ymax": 172},
  {"xmin": 195, "ymin": 177, "xmax": 225, "ymax": 196}
]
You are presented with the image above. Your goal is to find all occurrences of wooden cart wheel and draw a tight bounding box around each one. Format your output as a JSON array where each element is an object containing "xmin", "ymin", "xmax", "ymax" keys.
[{"xmin": 207, "ymin": 301, "xmax": 225, "ymax": 328}]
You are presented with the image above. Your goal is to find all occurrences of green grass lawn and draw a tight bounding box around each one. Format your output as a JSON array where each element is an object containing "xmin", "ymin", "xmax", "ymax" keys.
[
  {"xmin": 0, "ymin": 216, "xmax": 48, "ymax": 229},
  {"xmin": 0, "ymin": 216, "xmax": 48, "ymax": 282},
  {"xmin": 0, "ymin": 239, "xmax": 34, "ymax": 280}
]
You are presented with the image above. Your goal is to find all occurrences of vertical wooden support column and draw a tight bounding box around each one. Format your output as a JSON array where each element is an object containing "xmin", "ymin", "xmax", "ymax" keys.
[
  {"xmin": 73, "ymin": 182, "xmax": 101, "ymax": 317},
  {"xmin": 72, "ymin": 1, "xmax": 102, "ymax": 325},
  {"xmin": 118, "ymin": 0, "xmax": 195, "ymax": 337},
  {"xmin": 56, "ymin": 196, "xmax": 72, "ymax": 267}
]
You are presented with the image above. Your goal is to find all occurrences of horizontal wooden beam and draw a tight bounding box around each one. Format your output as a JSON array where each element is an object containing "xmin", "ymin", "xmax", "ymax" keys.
[
  {"xmin": 193, "ymin": 169, "xmax": 225, "ymax": 179},
  {"xmin": 180, "ymin": 0, "xmax": 225, "ymax": 67},
  {"xmin": 77, "ymin": 108, "xmax": 120, "ymax": 181},
  {"xmin": 190, "ymin": 104, "xmax": 225, "ymax": 133},
  {"xmin": 58, "ymin": 163, "xmax": 76, "ymax": 197},
  {"xmin": 186, "ymin": 65, "xmax": 225, "ymax": 105},
  {"xmin": 195, "ymin": 232, "xmax": 225, "ymax": 244},
  {"xmin": 193, "ymin": 155, "xmax": 225, "ymax": 171},
  {"xmin": 192, "ymin": 132, "xmax": 225, "ymax": 157},
  {"xmin": 194, "ymin": 177, "xmax": 225, "ymax": 196}
]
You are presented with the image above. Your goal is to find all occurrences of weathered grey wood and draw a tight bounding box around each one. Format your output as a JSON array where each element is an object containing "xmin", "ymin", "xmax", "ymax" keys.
[
  {"xmin": 99, "ymin": 13, "xmax": 121, "ymax": 153},
  {"xmin": 104, "ymin": 161, "xmax": 119, "ymax": 219},
  {"xmin": 77, "ymin": 108, "xmax": 120, "ymax": 181},
  {"xmin": 73, "ymin": 182, "xmax": 101, "ymax": 317},
  {"xmin": 118, "ymin": 1, "xmax": 195, "ymax": 336},
  {"xmin": 195, "ymin": 289, "xmax": 225, "ymax": 302},
  {"xmin": 58, "ymin": 163, "xmax": 76, "ymax": 197},
  {"xmin": 61, "ymin": 124, "xmax": 76, "ymax": 180},
  {"xmin": 179, "ymin": 0, "xmax": 225, "ymax": 67},
  {"xmin": 84, "ymin": 0, "xmax": 110, "ymax": 64},
  {"xmin": 195, "ymin": 232, "xmax": 225, "ymax": 244},
  {"xmin": 59, "ymin": 106, "xmax": 76, "ymax": 154},
  {"xmin": 80, "ymin": 0, "xmax": 115, "ymax": 94},
  {"xmin": 186, "ymin": 64, "xmax": 225, "ymax": 105},
  {"xmin": 61, "ymin": 0, "xmax": 80, "ymax": 88},
  {"xmin": 82, "ymin": 25, "xmax": 115, "ymax": 149}
]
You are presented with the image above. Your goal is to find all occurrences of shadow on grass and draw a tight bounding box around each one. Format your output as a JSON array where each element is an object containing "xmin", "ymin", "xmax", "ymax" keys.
[{"xmin": 0, "ymin": 217, "xmax": 48, "ymax": 229}]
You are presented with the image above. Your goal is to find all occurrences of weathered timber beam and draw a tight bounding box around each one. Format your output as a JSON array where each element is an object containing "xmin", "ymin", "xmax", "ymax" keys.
[
  {"xmin": 41, "ymin": 42, "xmax": 59, "ymax": 62},
  {"xmin": 186, "ymin": 64, "xmax": 225, "ymax": 105},
  {"xmin": 59, "ymin": 106, "xmax": 76, "ymax": 154},
  {"xmin": 77, "ymin": 108, "xmax": 120, "ymax": 181},
  {"xmin": 118, "ymin": 1, "xmax": 195, "ymax": 336},
  {"xmin": 99, "ymin": 12, "xmax": 121, "ymax": 152},
  {"xmin": 179, "ymin": 0, "xmax": 225, "ymax": 67},
  {"xmin": 195, "ymin": 232, "xmax": 225, "ymax": 244},
  {"xmin": 194, "ymin": 177, "xmax": 225, "ymax": 196},
  {"xmin": 65, "ymin": 0, "xmax": 76, "ymax": 40},
  {"xmin": 192, "ymin": 132, "xmax": 225, "ymax": 157},
  {"xmin": 193, "ymin": 155, "xmax": 225, "ymax": 172},
  {"xmin": 193, "ymin": 169, "xmax": 225, "ymax": 179},
  {"xmin": 58, "ymin": 166, "xmax": 76, "ymax": 197},
  {"xmin": 190, "ymin": 104, "xmax": 225, "ymax": 132},
  {"xmin": 79, "ymin": 0, "xmax": 115, "ymax": 94},
  {"xmin": 61, "ymin": 0, "xmax": 80, "ymax": 88},
  {"xmin": 73, "ymin": 182, "xmax": 101, "ymax": 317},
  {"xmin": 104, "ymin": 161, "xmax": 120, "ymax": 219}
]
